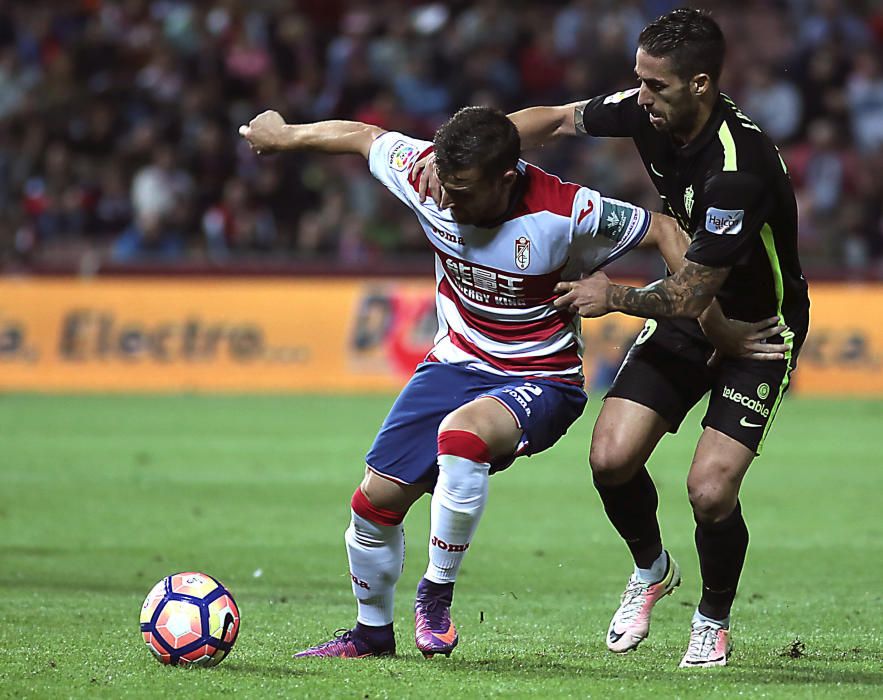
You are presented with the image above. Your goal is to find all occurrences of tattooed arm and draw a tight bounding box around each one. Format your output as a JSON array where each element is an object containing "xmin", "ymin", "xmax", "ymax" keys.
[
  {"xmin": 553, "ymin": 261, "xmax": 730, "ymax": 319},
  {"xmin": 607, "ymin": 260, "xmax": 730, "ymax": 319}
]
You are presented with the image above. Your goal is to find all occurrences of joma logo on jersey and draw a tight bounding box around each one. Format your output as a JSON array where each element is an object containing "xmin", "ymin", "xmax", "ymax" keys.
[
  {"xmin": 444, "ymin": 258, "xmax": 526, "ymax": 306},
  {"xmin": 723, "ymin": 386, "xmax": 770, "ymax": 417},
  {"xmin": 432, "ymin": 226, "xmax": 464, "ymax": 245},
  {"xmin": 431, "ymin": 536, "xmax": 470, "ymax": 553},
  {"xmin": 515, "ymin": 236, "xmax": 530, "ymax": 270}
]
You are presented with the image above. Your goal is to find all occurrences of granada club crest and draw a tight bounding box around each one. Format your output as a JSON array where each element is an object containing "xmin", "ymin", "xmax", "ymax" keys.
[{"xmin": 515, "ymin": 236, "xmax": 530, "ymax": 270}]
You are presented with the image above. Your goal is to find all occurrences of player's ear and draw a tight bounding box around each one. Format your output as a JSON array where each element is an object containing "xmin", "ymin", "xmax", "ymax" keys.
[
  {"xmin": 501, "ymin": 169, "xmax": 518, "ymax": 186},
  {"xmin": 692, "ymin": 73, "xmax": 711, "ymax": 97}
]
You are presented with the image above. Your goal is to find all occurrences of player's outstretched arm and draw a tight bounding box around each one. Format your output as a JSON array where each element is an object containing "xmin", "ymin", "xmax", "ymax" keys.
[
  {"xmin": 239, "ymin": 110, "xmax": 386, "ymax": 159},
  {"xmin": 507, "ymin": 101, "xmax": 586, "ymax": 150}
]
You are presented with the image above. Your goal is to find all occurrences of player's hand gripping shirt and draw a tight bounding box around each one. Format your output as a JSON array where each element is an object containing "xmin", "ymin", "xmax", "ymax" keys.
[{"xmin": 368, "ymin": 132, "xmax": 650, "ymax": 384}]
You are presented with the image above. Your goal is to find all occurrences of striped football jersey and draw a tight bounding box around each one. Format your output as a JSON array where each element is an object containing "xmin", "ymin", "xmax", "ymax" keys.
[{"xmin": 368, "ymin": 131, "xmax": 651, "ymax": 383}]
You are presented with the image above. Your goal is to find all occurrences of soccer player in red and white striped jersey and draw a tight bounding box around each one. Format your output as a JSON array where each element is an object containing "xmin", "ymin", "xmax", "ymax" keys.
[
  {"xmin": 240, "ymin": 106, "xmax": 721, "ymax": 659},
  {"xmin": 368, "ymin": 124, "xmax": 654, "ymax": 387}
]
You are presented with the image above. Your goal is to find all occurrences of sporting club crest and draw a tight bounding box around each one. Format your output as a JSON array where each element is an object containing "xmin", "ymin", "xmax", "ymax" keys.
[{"xmin": 684, "ymin": 185, "xmax": 694, "ymax": 218}]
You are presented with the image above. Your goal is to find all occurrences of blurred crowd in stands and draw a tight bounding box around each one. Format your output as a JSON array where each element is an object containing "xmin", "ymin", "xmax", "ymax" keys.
[{"xmin": 1, "ymin": 0, "xmax": 882, "ymax": 275}]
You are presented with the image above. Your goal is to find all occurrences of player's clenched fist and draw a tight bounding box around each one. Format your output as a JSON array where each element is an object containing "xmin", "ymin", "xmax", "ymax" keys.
[{"xmin": 239, "ymin": 110, "xmax": 287, "ymax": 154}]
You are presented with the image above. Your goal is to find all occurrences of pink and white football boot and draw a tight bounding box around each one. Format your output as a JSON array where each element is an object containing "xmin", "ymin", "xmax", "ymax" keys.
[
  {"xmin": 606, "ymin": 552, "xmax": 681, "ymax": 653},
  {"xmin": 679, "ymin": 616, "xmax": 731, "ymax": 668}
]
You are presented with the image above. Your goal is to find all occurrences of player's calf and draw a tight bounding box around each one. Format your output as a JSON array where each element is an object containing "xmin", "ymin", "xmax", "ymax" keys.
[{"xmin": 295, "ymin": 486, "xmax": 405, "ymax": 660}]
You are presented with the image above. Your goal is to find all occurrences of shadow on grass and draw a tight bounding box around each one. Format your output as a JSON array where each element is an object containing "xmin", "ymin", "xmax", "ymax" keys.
[
  {"xmin": 391, "ymin": 652, "xmax": 883, "ymax": 687},
  {"xmin": 221, "ymin": 661, "xmax": 318, "ymax": 678},
  {"xmin": 722, "ymin": 664, "xmax": 883, "ymax": 687},
  {"xmin": 447, "ymin": 655, "xmax": 620, "ymax": 680}
]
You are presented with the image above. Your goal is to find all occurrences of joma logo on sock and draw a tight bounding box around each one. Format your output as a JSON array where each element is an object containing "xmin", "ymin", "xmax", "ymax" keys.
[
  {"xmin": 350, "ymin": 572, "xmax": 370, "ymax": 590},
  {"xmin": 431, "ymin": 536, "xmax": 470, "ymax": 553}
]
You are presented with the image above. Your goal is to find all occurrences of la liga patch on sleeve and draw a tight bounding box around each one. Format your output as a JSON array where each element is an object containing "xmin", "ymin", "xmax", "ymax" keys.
[{"xmin": 388, "ymin": 140, "xmax": 418, "ymax": 171}]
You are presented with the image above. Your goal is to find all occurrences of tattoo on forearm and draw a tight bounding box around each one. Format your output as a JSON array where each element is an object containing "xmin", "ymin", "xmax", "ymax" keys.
[{"xmin": 606, "ymin": 261, "xmax": 729, "ymax": 318}]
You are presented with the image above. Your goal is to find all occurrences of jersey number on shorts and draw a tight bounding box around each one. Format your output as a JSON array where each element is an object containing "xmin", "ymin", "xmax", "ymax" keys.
[
  {"xmin": 634, "ymin": 319, "xmax": 658, "ymax": 346},
  {"xmin": 512, "ymin": 383, "xmax": 544, "ymax": 403}
]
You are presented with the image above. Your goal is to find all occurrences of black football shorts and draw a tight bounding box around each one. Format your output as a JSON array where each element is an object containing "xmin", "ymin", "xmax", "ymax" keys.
[{"xmin": 605, "ymin": 319, "xmax": 800, "ymax": 455}]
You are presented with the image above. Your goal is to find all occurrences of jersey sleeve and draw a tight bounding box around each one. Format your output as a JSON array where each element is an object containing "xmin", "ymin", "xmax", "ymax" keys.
[
  {"xmin": 685, "ymin": 171, "xmax": 768, "ymax": 268},
  {"xmin": 576, "ymin": 88, "xmax": 644, "ymax": 138},
  {"xmin": 568, "ymin": 187, "xmax": 651, "ymax": 272},
  {"xmin": 367, "ymin": 131, "xmax": 434, "ymax": 209}
]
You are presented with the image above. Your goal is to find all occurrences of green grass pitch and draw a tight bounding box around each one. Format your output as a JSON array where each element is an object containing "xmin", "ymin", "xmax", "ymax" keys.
[{"xmin": 1, "ymin": 394, "xmax": 881, "ymax": 698}]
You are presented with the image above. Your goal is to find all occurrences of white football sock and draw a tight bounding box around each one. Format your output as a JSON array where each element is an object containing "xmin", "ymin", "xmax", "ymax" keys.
[
  {"xmin": 634, "ymin": 549, "xmax": 668, "ymax": 584},
  {"xmin": 424, "ymin": 453, "xmax": 490, "ymax": 584},
  {"xmin": 693, "ymin": 608, "xmax": 730, "ymax": 628},
  {"xmin": 345, "ymin": 510, "xmax": 404, "ymax": 627}
]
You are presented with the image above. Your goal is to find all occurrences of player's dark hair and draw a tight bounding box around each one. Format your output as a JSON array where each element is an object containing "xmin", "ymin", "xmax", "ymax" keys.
[
  {"xmin": 639, "ymin": 8, "xmax": 726, "ymax": 84},
  {"xmin": 434, "ymin": 106, "xmax": 520, "ymax": 179}
]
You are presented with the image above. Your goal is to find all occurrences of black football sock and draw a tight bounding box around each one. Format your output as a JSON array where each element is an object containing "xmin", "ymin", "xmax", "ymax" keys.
[
  {"xmin": 593, "ymin": 466, "xmax": 663, "ymax": 569},
  {"xmin": 695, "ymin": 500, "xmax": 749, "ymax": 621}
]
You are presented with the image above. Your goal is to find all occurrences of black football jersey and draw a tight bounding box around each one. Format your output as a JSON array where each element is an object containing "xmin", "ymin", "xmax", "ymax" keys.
[{"xmin": 576, "ymin": 89, "xmax": 810, "ymax": 346}]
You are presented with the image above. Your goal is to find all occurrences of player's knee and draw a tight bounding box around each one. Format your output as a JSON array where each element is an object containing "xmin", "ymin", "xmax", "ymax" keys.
[
  {"xmin": 589, "ymin": 433, "xmax": 641, "ymax": 486},
  {"xmin": 439, "ymin": 411, "xmax": 507, "ymax": 460},
  {"xmin": 436, "ymin": 429, "xmax": 490, "ymax": 506},
  {"xmin": 438, "ymin": 403, "xmax": 517, "ymax": 460},
  {"xmin": 439, "ymin": 411, "xmax": 491, "ymax": 446},
  {"xmin": 686, "ymin": 475, "xmax": 737, "ymax": 523},
  {"xmin": 350, "ymin": 486, "xmax": 406, "ymax": 530}
]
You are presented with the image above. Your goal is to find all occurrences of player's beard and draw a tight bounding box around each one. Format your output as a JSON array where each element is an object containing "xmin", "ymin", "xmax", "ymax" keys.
[{"xmin": 667, "ymin": 98, "xmax": 702, "ymax": 144}]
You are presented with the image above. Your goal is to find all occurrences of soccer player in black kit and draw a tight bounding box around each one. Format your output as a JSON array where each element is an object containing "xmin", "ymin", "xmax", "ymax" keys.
[{"xmin": 419, "ymin": 8, "xmax": 809, "ymax": 668}]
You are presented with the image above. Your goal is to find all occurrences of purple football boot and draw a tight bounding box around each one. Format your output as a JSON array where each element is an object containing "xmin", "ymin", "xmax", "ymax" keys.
[
  {"xmin": 415, "ymin": 578, "xmax": 458, "ymax": 658},
  {"xmin": 294, "ymin": 624, "xmax": 395, "ymax": 658}
]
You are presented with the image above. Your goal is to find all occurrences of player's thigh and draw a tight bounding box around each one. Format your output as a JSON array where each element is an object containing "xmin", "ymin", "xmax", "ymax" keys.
[
  {"xmin": 606, "ymin": 328, "xmax": 713, "ymax": 437},
  {"xmin": 589, "ymin": 397, "xmax": 670, "ymax": 484},
  {"xmin": 366, "ymin": 362, "xmax": 482, "ymax": 488},
  {"xmin": 439, "ymin": 396, "xmax": 522, "ymax": 460},
  {"xmin": 703, "ymin": 356, "xmax": 794, "ymax": 456},
  {"xmin": 593, "ymin": 332, "xmax": 712, "ymax": 483},
  {"xmin": 687, "ymin": 427, "xmax": 755, "ymax": 522},
  {"xmin": 359, "ymin": 466, "xmax": 430, "ymax": 514},
  {"xmin": 469, "ymin": 378, "xmax": 587, "ymax": 473},
  {"xmin": 368, "ymin": 365, "xmax": 586, "ymax": 483}
]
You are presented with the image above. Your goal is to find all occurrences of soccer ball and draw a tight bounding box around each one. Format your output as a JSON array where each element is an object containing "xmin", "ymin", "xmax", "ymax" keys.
[{"xmin": 140, "ymin": 572, "xmax": 240, "ymax": 666}]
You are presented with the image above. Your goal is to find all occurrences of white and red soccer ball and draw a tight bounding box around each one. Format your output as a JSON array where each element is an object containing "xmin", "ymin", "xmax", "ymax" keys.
[{"xmin": 140, "ymin": 572, "xmax": 240, "ymax": 667}]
